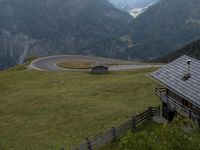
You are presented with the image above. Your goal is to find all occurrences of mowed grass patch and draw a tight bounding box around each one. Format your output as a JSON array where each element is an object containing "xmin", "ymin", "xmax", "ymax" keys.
[
  {"xmin": 0, "ymin": 68, "xmax": 159, "ymax": 150},
  {"xmin": 57, "ymin": 60, "xmax": 92, "ymax": 69}
]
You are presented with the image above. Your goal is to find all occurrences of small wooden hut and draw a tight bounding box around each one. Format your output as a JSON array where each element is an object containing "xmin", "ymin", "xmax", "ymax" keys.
[
  {"xmin": 150, "ymin": 55, "xmax": 200, "ymax": 121},
  {"xmin": 91, "ymin": 65, "xmax": 108, "ymax": 74}
]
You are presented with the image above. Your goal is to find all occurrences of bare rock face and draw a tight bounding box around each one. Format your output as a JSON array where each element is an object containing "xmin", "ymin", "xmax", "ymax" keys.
[{"xmin": 0, "ymin": 0, "xmax": 133, "ymax": 70}]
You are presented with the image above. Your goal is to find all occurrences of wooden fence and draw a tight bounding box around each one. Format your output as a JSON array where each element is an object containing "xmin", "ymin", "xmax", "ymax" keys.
[{"xmin": 70, "ymin": 106, "xmax": 160, "ymax": 150}]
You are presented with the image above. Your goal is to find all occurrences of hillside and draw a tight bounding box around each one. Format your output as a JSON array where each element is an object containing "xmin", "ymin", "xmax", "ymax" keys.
[
  {"xmin": 155, "ymin": 39, "xmax": 200, "ymax": 63},
  {"xmin": 0, "ymin": 68, "xmax": 159, "ymax": 150},
  {"xmin": 0, "ymin": 0, "xmax": 133, "ymax": 70},
  {"xmin": 130, "ymin": 0, "xmax": 200, "ymax": 59}
]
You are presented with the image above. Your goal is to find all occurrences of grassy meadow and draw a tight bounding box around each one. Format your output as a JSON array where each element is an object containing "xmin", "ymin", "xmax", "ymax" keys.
[{"xmin": 0, "ymin": 68, "xmax": 160, "ymax": 150}]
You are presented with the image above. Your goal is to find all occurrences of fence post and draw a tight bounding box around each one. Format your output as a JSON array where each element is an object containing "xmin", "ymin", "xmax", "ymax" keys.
[
  {"xmin": 61, "ymin": 146, "xmax": 64, "ymax": 150},
  {"xmin": 158, "ymin": 105, "xmax": 161, "ymax": 115},
  {"xmin": 72, "ymin": 146, "xmax": 78, "ymax": 150},
  {"xmin": 148, "ymin": 106, "xmax": 153, "ymax": 117},
  {"xmin": 132, "ymin": 116, "xmax": 136, "ymax": 130},
  {"xmin": 111, "ymin": 126, "xmax": 117, "ymax": 142},
  {"xmin": 86, "ymin": 137, "xmax": 92, "ymax": 150}
]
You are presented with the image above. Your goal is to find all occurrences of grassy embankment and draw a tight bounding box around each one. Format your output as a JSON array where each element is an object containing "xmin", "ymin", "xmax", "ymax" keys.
[{"xmin": 0, "ymin": 67, "xmax": 160, "ymax": 150}]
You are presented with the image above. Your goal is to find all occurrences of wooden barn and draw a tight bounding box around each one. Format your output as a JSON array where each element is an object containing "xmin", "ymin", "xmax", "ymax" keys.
[
  {"xmin": 91, "ymin": 65, "xmax": 108, "ymax": 74},
  {"xmin": 150, "ymin": 55, "xmax": 200, "ymax": 121}
]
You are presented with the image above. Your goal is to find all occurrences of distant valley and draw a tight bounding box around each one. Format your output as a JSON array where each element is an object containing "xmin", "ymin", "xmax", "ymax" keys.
[
  {"xmin": 1, "ymin": 0, "xmax": 200, "ymax": 70},
  {"xmin": 108, "ymin": 0, "xmax": 159, "ymax": 17}
]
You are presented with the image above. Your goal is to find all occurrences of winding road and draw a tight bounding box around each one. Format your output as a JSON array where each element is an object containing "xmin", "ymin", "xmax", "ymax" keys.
[{"xmin": 30, "ymin": 55, "xmax": 163, "ymax": 72}]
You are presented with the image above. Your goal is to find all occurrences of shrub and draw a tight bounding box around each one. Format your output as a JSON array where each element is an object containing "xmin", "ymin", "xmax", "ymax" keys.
[
  {"xmin": 8, "ymin": 64, "xmax": 27, "ymax": 71},
  {"xmin": 120, "ymin": 116, "xmax": 200, "ymax": 150},
  {"xmin": 24, "ymin": 55, "xmax": 38, "ymax": 65}
]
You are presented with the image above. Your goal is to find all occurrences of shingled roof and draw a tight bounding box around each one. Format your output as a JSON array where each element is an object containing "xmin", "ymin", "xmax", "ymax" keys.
[{"xmin": 150, "ymin": 55, "xmax": 200, "ymax": 107}]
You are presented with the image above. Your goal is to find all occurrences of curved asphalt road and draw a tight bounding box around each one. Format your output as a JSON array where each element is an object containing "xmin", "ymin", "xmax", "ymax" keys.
[{"xmin": 30, "ymin": 55, "xmax": 163, "ymax": 72}]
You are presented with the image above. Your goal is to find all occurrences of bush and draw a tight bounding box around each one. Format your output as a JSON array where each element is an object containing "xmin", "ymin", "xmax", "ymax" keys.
[
  {"xmin": 8, "ymin": 64, "xmax": 27, "ymax": 71},
  {"xmin": 120, "ymin": 116, "xmax": 200, "ymax": 150},
  {"xmin": 24, "ymin": 55, "xmax": 38, "ymax": 65}
]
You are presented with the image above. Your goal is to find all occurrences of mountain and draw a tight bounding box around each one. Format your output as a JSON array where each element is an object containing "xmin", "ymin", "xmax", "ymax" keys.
[
  {"xmin": 0, "ymin": 0, "xmax": 133, "ymax": 70},
  {"xmin": 2, "ymin": 0, "xmax": 200, "ymax": 70},
  {"xmin": 108, "ymin": 0, "xmax": 159, "ymax": 17},
  {"xmin": 130, "ymin": 0, "xmax": 200, "ymax": 59},
  {"xmin": 155, "ymin": 39, "xmax": 200, "ymax": 63}
]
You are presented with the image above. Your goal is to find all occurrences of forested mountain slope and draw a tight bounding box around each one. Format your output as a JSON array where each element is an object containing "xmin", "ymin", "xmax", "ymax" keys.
[
  {"xmin": 0, "ymin": 0, "xmax": 133, "ymax": 70},
  {"xmin": 155, "ymin": 39, "xmax": 200, "ymax": 62},
  {"xmin": 130, "ymin": 0, "xmax": 200, "ymax": 59}
]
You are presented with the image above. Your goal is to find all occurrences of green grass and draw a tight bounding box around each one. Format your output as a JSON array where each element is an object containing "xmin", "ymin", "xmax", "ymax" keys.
[
  {"xmin": 0, "ymin": 68, "xmax": 160, "ymax": 150},
  {"xmin": 7, "ymin": 64, "xmax": 27, "ymax": 71}
]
